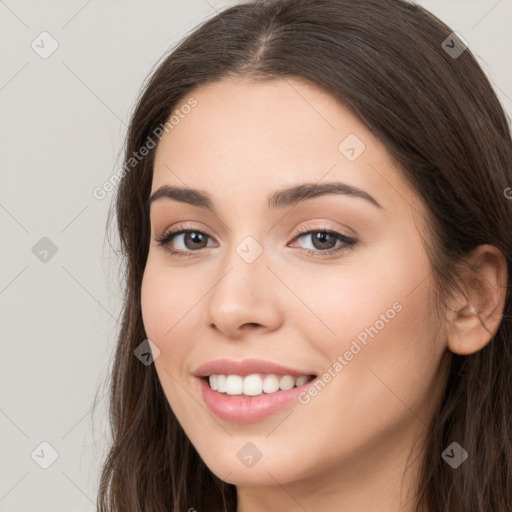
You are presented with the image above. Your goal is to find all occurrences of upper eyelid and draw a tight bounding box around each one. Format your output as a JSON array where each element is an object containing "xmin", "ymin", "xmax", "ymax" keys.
[{"xmin": 157, "ymin": 222, "xmax": 351, "ymax": 237}]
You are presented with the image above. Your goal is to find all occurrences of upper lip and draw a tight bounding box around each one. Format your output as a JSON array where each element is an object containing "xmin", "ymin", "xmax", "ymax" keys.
[{"xmin": 194, "ymin": 358, "xmax": 316, "ymax": 378}]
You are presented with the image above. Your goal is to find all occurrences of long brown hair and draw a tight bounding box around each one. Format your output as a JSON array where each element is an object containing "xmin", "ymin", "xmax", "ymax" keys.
[{"xmin": 97, "ymin": 1, "xmax": 512, "ymax": 510}]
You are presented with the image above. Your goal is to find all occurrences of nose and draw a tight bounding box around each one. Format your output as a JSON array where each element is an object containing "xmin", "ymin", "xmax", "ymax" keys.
[{"xmin": 206, "ymin": 249, "xmax": 284, "ymax": 339}]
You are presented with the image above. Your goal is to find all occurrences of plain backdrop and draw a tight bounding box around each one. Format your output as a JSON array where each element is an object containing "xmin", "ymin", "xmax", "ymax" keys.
[{"xmin": 0, "ymin": 1, "xmax": 511, "ymax": 510}]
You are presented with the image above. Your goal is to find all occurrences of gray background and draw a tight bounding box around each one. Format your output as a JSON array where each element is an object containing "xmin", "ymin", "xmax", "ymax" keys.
[{"xmin": 0, "ymin": 1, "xmax": 511, "ymax": 510}]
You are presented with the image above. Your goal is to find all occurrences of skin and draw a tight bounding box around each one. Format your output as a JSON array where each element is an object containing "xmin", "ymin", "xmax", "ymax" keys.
[{"xmin": 141, "ymin": 76, "xmax": 507, "ymax": 512}]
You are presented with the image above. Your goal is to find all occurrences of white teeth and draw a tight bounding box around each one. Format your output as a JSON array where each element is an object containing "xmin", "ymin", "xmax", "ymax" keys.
[
  {"xmin": 243, "ymin": 374, "xmax": 264, "ymax": 396},
  {"xmin": 226, "ymin": 375, "xmax": 243, "ymax": 395},
  {"xmin": 279, "ymin": 375, "xmax": 295, "ymax": 391},
  {"xmin": 295, "ymin": 376, "xmax": 309, "ymax": 387},
  {"xmin": 207, "ymin": 373, "xmax": 313, "ymax": 396},
  {"xmin": 262, "ymin": 374, "xmax": 280, "ymax": 393},
  {"xmin": 217, "ymin": 374, "xmax": 227, "ymax": 393}
]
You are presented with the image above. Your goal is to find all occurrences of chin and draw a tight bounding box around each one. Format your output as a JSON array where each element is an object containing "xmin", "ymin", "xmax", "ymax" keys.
[{"xmin": 207, "ymin": 460, "xmax": 300, "ymax": 486}]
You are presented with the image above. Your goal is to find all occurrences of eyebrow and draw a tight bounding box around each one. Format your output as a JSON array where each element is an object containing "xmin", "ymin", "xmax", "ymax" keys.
[{"xmin": 148, "ymin": 181, "xmax": 383, "ymax": 211}]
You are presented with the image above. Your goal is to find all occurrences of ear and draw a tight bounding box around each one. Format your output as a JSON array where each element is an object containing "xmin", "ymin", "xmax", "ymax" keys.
[{"xmin": 446, "ymin": 244, "xmax": 508, "ymax": 355}]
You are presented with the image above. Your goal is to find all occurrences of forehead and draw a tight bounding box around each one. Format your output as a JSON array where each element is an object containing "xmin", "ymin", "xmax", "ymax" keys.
[
  {"xmin": 151, "ymin": 76, "xmax": 423, "ymax": 221},
  {"xmin": 154, "ymin": 76, "xmax": 371, "ymax": 168}
]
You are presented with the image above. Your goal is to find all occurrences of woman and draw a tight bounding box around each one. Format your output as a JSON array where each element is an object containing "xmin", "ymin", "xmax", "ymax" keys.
[{"xmin": 97, "ymin": 0, "xmax": 512, "ymax": 510}]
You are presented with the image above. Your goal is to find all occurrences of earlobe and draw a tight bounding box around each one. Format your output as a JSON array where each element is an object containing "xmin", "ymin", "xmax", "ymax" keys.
[{"xmin": 445, "ymin": 244, "xmax": 508, "ymax": 356}]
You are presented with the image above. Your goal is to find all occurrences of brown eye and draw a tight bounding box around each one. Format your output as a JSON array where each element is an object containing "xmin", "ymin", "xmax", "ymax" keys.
[
  {"xmin": 178, "ymin": 231, "xmax": 209, "ymax": 250},
  {"xmin": 292, "ymin": 228, "xmax": 357, "ymax": 257},
  {"xmin": 308, "ymin": 231, "xmax": 339, "ymax": 251},
  {"xmin": 155, "ymin": 225, "xmax": 217, "ymax": 257}
]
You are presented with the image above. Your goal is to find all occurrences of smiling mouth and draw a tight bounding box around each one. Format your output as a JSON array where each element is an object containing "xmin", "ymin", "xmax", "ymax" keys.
[{"xmin": 203, "ymin": 373, "xmax": 316, "ymax": 397}]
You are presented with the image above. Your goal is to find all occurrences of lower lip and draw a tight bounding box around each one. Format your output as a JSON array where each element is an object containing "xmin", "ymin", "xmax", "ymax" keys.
[{"xmin": 197, "ymin": 377, "xmax": 316, "ymax": 423}]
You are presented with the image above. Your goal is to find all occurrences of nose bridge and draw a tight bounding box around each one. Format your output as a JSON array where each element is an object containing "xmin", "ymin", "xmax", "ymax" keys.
[
  {"xmin": 211, "ymin": 236, "xmax": 268, "ymax": 310},
  {"xmin": 205, "ymin": 235, "xmax": 282, "ymax": 336}
]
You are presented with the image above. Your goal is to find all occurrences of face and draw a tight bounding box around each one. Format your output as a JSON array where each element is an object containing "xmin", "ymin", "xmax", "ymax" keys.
[{"xmin": 141, "ymin": 76, "xmax": 450, "ymax": 491}]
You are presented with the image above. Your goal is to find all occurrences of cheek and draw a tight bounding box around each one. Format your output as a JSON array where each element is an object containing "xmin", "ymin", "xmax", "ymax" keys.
[
  {"xmin": 293, "ymin": 237, "xmax": 445, "ymax": 399},
  {"xmin": 276, "ymin": 245, "xmax": 430, "ymax": 353},
  {"xmin": 319, "ymin": 268, "xmax": 444, "ymax": 432},
  {"xmin": 140, "ymin": 258, "xmax": 197, "ymax": 340},
  {"xmin": 140, "ymin": 262, "xmax": 195, "ymax": 405}
]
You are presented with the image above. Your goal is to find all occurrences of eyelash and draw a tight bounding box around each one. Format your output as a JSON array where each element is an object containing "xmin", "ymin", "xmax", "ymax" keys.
[{"xmin": 154, "ymin": 222, "xmax": 358, "ymax": 259}]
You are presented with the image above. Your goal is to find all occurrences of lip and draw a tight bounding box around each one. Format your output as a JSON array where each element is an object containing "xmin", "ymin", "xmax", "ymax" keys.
[
  {"xmin": 196, "ymin": 375, "xmax": 318, "ymax": 423},
  {"xmin": 193, "ymin": 358, "xmax": 317, "ymax": 423},
  {"xmin": 193, "ymin": 358, "xmax": 315, "ymax": 378}
]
